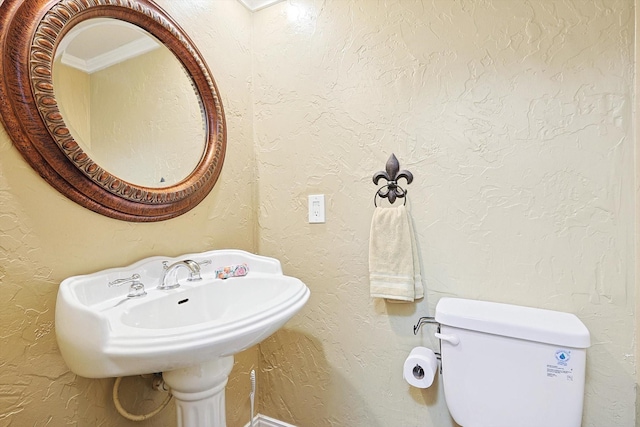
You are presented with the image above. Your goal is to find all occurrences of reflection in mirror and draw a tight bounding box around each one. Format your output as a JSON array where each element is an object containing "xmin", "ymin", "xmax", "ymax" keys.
[{"xmin": 53, "ymin": 18, "xmax": 206, "ymax": 188}]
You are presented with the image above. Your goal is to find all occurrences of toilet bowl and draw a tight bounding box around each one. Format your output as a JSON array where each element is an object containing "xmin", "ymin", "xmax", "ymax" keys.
[{"xmin": 434, "ymin": 298, "xmax": 590, "ymax": 427}]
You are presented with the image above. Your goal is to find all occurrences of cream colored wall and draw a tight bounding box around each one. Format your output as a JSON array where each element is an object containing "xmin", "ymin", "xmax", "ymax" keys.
[
  {"xmin": 252, "ymin": 1, "xmax": 636, "ymax": 426},
  {"xmin": 0, "ymin": 1, "xmax": 256, "ymax": 426}
]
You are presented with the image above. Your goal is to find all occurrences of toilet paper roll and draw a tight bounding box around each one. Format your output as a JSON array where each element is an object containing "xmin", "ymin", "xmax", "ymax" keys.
[{"xmin": 403, "ymin": 346, "xmax": 438, "ymax": 388}]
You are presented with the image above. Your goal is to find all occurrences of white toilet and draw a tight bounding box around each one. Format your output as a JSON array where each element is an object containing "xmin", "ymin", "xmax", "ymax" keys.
[{"xmin": 434, "ymin": 298, "xmax": 590, "ymax": 427}]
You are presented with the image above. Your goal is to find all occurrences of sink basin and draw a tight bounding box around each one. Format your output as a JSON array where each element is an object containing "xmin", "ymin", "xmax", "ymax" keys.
[{"xmin": 55, "ymin": 249, "xmax": 310, "ymax": 379}]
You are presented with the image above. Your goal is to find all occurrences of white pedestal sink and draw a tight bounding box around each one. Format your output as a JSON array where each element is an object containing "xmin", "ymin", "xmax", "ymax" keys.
[{"xmin": 55, "ymin": 250, "xmax": 310, "ymax": 427}]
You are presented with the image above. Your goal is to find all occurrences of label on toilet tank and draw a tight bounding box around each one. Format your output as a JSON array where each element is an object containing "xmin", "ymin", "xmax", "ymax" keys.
[{"xmin": 546, "ymin": 349, "xmax": 574, "ymax": 381}]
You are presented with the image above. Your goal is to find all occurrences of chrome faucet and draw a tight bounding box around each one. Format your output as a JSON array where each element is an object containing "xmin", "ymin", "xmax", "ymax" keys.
[{"xmin": 158, "ymin": 260, "xmax": 202, "ymax": 290}]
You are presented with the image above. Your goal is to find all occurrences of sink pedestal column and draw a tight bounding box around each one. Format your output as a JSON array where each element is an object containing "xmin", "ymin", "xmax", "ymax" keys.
[{"xmin": 163, "ymin": 356, "xmax": 234, "ymax": 427}]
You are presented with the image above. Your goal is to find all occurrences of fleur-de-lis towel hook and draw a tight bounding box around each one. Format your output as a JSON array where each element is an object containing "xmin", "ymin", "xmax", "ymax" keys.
[{"xmin": 372, "ymin": 153, "xmax": 414, "ymax": 206}]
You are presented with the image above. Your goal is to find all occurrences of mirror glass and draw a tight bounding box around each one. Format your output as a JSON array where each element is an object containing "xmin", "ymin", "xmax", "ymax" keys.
[{"xmin": 53, "ymin": 18, "xmax": 206, "ymax": 188}]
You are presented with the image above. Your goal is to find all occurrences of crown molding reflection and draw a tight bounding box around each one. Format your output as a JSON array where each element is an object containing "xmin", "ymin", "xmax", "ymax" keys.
[
  {"xmin": 236, "ymin": 0, "xmax": 284, "ymax": 12},
  {"xmin": 61, "ymin": 37, "xmax": 160, "ymax": 74}
]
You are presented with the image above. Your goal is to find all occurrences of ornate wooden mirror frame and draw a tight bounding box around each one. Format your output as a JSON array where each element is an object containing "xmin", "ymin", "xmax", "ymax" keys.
[{"xmin": 0, "ymin": 0, "xmax": 226, "ymax": 221}]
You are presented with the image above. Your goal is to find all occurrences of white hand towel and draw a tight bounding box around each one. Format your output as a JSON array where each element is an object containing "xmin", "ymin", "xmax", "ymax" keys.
[{"xmin": 369, "ymin": 205, "xmax": 423, "ymax": 302}]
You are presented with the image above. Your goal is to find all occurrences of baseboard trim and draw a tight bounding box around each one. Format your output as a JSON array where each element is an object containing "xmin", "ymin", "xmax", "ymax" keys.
[{"xmin": 243, "ymin": 414, "xmax": 298, "ymax": 427}]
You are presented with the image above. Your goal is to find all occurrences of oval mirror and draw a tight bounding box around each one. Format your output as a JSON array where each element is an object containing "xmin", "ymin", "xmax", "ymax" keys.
[{"xmin": 0, "ymin": 0, "xmax": 226, "ymax": 221}]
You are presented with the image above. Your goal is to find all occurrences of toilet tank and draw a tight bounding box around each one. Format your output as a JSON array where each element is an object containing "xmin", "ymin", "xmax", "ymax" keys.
[{"xmin": 435, "ymin": 298, "xmax": 590, "ymax": 427}]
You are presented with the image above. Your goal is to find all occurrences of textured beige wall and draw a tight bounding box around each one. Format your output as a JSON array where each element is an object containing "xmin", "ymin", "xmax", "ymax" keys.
[
  {"xmin": 252, "ymin": 1, "xmax": 636, "ymax": 426},
  {"xmin": 0, "ymin": 1, "xmax": 256, "ymax": 426}
]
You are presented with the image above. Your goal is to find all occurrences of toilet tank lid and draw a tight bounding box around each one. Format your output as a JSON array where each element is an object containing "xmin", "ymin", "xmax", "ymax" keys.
[{"xmin": 435, "ymin": 298, "xmax": 590, "ymax": 348}]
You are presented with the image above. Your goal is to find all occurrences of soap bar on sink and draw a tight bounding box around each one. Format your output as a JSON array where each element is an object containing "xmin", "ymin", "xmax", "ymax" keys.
[{"xmin": 215, "ymin": 263, "xmax": 249, "ymax": 280}]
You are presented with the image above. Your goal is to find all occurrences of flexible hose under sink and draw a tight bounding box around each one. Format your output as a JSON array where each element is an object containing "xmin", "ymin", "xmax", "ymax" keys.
[{"xmin": 113, "ymin": 375, "xmax": 173, "ymax": 421}]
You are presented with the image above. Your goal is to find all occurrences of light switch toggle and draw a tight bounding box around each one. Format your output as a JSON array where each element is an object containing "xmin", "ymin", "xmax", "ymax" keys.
[{"xmin": 308, "ymin": 194, "xmax": 325, "ymax": 223}]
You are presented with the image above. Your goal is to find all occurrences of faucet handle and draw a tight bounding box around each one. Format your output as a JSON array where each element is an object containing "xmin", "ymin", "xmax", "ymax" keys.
[
  {"xmin": 185, "ymin": 260, "xmax": 211, "ymax": 281},
  {"xmin": 109, "ymin": 273, "xmax": 141, "ymax": 287},
  {"xmin": 127, "ymin": 280, "xmax": 147, "ymax": 298},
  {"xmin": 184, "ymin": 259, "xmax": 203, "ymax": 281},
  {"xmin": 108, "ymin": 274, "xmax": 147, "ymax": 298}
]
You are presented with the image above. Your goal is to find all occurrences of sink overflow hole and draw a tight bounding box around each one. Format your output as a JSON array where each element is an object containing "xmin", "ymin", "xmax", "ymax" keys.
[{"xmin": 178, "ymin": 298, "xmax": 189, "ymax": 305}]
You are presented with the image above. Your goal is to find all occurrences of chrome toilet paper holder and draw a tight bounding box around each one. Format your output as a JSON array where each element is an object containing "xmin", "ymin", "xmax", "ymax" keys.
[
  {"xmin": 413, "ymin": 316, "xmax": 442, "ymax": 372},
  {"xmin": 413, "ymin": 316, "xmax": 439, "ymax": 335}
]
